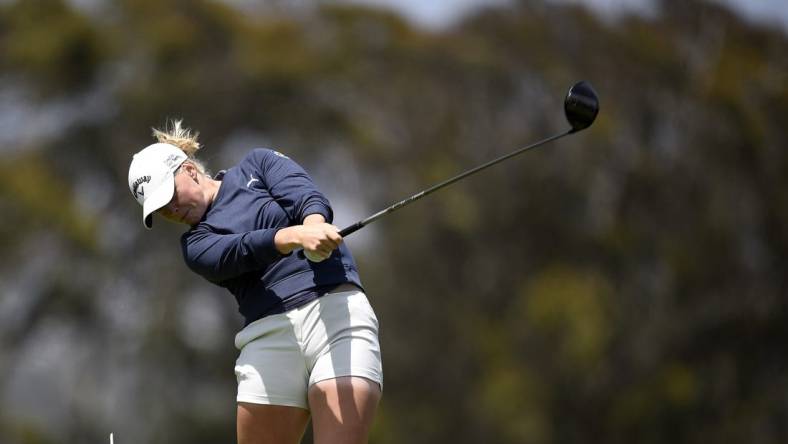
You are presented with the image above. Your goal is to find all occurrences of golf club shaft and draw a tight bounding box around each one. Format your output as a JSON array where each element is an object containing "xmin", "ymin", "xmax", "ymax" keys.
[{"xmin": 339, "ymin": 129, "xmax": 574, "ymax": 237}]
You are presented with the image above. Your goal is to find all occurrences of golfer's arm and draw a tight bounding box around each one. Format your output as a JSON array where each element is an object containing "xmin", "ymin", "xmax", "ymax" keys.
[
  {"xmin": 182, "ymin": 229, "xmax": 281, "ymax": 283},
  {"xmin": 302, "ymin": 213, "xmax": 325, "ymax": 225},
  {"xmin": 273, "ymin": 213, "xmax": 328, "ymax": 254},
  {"xmin": 257, "ymin": 149, "xmax": 333, "ymax": 224}
]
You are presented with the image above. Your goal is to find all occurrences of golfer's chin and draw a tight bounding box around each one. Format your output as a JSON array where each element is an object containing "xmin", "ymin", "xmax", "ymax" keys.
[{"xmin": 181, "ymin": 208, "xmax": 205, "ymax": 226}]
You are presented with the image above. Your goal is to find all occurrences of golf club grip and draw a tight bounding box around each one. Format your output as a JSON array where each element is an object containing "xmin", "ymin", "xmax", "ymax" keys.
[{"xmin": 339, "ymin": 222, "xmax": 364, "ymax": 237}]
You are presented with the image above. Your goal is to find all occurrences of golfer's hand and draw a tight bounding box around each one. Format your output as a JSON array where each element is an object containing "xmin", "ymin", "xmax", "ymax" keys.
[
  {"xmin": 274, "ymin": 222, "xmax": 342, "ymax": 260},
  {"xmin": 297, "ymin": 223, "xmax": 342, "ymax": 261}
]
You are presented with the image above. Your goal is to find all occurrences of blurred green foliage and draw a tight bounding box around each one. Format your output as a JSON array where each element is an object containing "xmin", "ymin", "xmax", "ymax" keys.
[
  {"xmin": 0, "ymin": 0, "xmax": 786, "ymax": 443},
  {"xmin": 1, "ymin": 0, "xmax": 104, "ymax": 94}
]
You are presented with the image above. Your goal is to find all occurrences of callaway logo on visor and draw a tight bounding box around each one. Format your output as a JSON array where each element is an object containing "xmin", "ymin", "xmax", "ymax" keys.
[{"xmin": 132, "ymin": 175, "xmax": 151, "ymax": 199}]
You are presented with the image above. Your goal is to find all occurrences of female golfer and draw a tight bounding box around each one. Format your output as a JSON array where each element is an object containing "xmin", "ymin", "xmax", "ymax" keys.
[{"xmin": 128, "ymin": 120, "xmax": 382, "ymax": 444}]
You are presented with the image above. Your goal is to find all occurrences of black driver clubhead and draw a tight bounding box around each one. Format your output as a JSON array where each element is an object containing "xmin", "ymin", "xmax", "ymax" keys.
[{"xmin": 564, "ymin": 81, "xmax": 599, "ymax": 133}]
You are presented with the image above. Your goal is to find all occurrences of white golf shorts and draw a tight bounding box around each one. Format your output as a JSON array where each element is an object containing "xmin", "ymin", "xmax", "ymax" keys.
[{"xmin": 233, "ymin": 285, "xmax": 382, "ymax": 409}]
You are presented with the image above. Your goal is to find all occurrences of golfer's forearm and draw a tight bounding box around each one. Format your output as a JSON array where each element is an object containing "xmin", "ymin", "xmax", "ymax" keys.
[
  {"xmin": 274, "ymin": 226, "xmax": 301, "ymax": 254},
  {"xmin": 275, "ymin": 214, "xmax": 326, "ymax": 254}
]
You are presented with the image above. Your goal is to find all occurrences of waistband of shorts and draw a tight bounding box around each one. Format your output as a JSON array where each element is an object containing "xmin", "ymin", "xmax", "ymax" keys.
[
  {"xmin": 329, "ymin": 282, "xmax": 362, "ymax": 294},
  {"xmin": 234, "ymin": 283, "xmax": 365, "ymax": 349}
]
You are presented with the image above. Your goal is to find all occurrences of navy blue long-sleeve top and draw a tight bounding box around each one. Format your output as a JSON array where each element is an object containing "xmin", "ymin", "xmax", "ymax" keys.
[{"xmin": 181, "ymin": 148, "xmax": 363, "ymax": 326}]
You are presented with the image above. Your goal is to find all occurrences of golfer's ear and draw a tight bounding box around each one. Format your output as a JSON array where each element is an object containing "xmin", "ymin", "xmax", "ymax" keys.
[{"xmin": 182, "ymin": 162, "xmax": 199, "ymax": 180}]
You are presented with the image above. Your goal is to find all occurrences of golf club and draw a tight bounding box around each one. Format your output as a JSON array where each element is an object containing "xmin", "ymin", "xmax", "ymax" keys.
[{"xmin": 337, "ymin": 80, "xmax": 599, "ymax": 237}]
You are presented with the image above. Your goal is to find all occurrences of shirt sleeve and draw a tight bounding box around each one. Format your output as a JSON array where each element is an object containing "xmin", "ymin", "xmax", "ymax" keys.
[
  {"xmin": 255, "ymin": 149, "xmax": 333, "ymax": 223},
  {"xmin": 181, "ymin": 227, "xmax": 282, "ymax": 283}
]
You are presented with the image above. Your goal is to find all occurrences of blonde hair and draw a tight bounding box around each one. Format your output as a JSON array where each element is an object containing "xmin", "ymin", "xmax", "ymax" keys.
[{"xmin": 152, "ymin": 119, "xmax": 209, "ymax": 174}]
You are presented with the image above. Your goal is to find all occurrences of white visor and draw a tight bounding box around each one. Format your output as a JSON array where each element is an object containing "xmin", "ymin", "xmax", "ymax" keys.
[{"xmin": 128, "ymin": 143, "xmax": 187, "ymax": 229}]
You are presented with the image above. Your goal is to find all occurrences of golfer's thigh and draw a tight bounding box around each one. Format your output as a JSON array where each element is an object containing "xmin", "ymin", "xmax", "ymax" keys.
[
  {"xmin": 237, "ymin": 402, "xmax": 310, "ymax": 444},
  {"xmin": 308, "ymin": 376, "xmax": 381, "ymax": 444}
]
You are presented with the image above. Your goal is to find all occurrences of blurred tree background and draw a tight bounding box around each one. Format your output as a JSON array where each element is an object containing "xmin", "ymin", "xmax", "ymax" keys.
[{"xmin": 1, "ymin": 0, "xmax": 786, "ymax": 443}]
